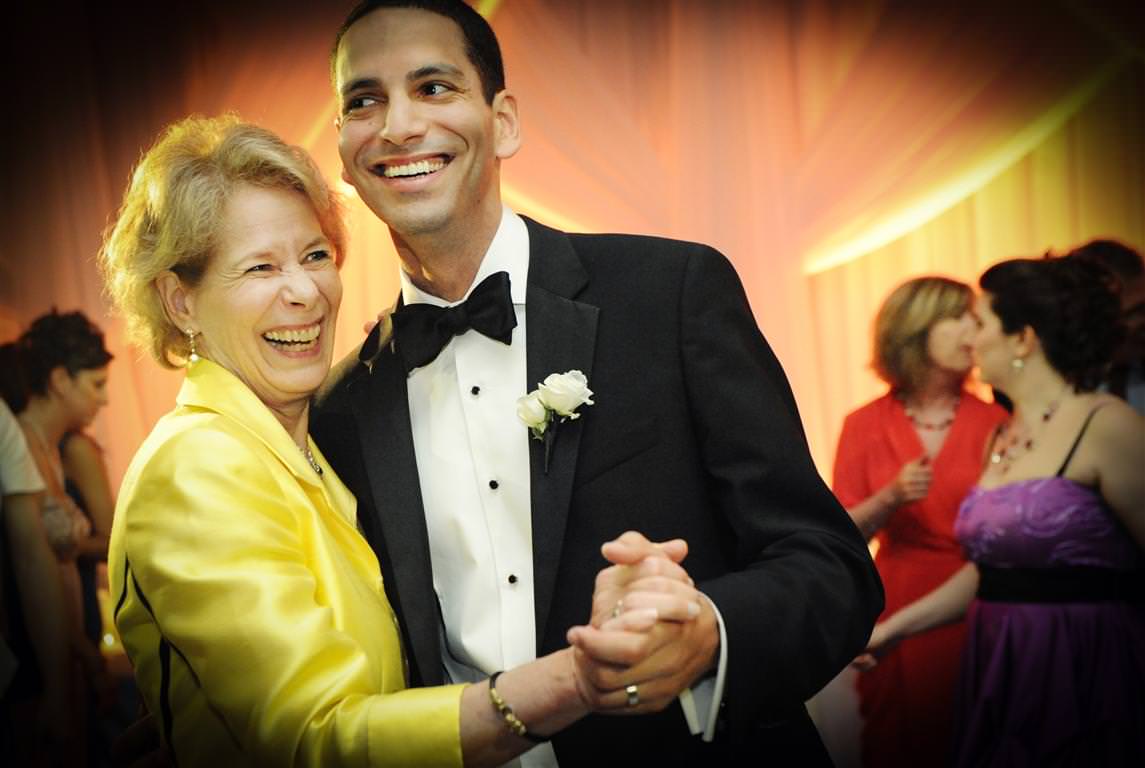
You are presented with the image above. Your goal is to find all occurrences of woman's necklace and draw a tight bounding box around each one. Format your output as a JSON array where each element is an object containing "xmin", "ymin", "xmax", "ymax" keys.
[
  {"xmin": 302, "ymin": 444, "xmax": 323, "ymax": 476},
  {"xmin": 904, "ymin": 396, "xmax": 960, "ymax": 431},
  {"xmin": 988, "ymin": 397, "xmax": 1063, "ymax": 474}
]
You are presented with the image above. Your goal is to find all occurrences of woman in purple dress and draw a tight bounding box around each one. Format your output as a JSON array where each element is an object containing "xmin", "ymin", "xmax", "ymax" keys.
[{"xmin": 857, "ymin": 254, "xmax": 1144, "ymax": 766}]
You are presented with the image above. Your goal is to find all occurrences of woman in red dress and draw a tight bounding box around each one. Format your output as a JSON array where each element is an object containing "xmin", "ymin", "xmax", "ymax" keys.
[{"xmin": 833, "ymin": 276, "xmax": 1006, "ymax": 767}]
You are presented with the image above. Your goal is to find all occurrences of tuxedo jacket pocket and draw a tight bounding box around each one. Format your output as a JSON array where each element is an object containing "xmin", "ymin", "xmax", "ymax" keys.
[{"xmin": 574, "ymin": 417, "xmax": 661, "ymax": 489}]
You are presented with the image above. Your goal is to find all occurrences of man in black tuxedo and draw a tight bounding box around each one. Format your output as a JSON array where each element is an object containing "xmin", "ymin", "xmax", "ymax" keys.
[{"xmin": 313, "ymin": 1, "xmax": 883, "ymax": 764}]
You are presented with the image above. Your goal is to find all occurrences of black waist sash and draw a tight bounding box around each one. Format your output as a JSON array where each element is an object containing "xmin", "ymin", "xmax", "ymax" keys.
[{"xmin": 976, "ymin": 565, "xmax": 1145, "ymax": 604}]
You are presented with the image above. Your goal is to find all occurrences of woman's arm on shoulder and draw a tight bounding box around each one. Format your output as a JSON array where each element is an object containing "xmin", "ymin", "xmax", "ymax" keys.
[{"xmin": 1089, "ymin": 399, "xmax": 1145, "ymax": 549}]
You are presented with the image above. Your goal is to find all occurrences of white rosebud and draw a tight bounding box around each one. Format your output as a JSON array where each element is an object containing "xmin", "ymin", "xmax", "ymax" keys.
[
  {"xmin": 517, "ymin": 390, "xmax": 549, "ymax": 434},
  {"xmin": 538, "ymin": 370, "xmax": 594, "ymax": 418}
]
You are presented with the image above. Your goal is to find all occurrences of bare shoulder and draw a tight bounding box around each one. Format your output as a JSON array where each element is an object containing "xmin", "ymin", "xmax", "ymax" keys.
[
  {"xmin": 1079, "ymin": 396, "xmax": 1145, "ymax": 482},
  {"xmin": 1088, "ymin": 394, "xmax": 1144, "ymax": 442},
  {"xmin": 61, "ymin": 431, "xmax": 103, "ymax": 463}
]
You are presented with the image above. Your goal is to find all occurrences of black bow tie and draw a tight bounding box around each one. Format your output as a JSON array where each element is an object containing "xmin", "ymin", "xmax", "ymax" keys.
[{"xmin": 392, "ymin": 271, "xmax": 517, "ymax": 373}]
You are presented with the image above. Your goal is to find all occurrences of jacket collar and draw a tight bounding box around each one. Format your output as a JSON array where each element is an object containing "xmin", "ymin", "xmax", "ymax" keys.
[{"xmin": 176, "ymin": 358, "xmax": 326, "ymax": 489}]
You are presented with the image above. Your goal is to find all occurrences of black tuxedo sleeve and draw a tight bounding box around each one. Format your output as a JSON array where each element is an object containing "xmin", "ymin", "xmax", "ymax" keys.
[{"xmin": 678, "ymin": 246, "xmax": 883, "ymax": 730}]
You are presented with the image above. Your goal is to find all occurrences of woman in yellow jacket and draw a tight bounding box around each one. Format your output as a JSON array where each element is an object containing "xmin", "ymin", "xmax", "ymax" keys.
[{"xmin": 100, "ymin": 115, "xmax": 700, "ymax": 767}]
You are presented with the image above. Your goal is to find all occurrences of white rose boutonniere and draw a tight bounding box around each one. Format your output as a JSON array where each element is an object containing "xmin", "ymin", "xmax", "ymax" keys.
[
  {"xmin": 516, "ymin": 390, "xmax": 550, "ymax": 438},
  {"xmin": 517, "ymin": 370, "xmax": 594, "ymax": 473},
  {"xmin": 538, "ymin": 370, "xmax": 594, "ymax": 417}
]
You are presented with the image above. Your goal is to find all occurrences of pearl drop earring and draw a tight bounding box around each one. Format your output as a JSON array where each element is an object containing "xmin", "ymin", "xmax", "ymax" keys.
[{"xmin": 187, "ymin": 329, "xmax": 200, "ymax": 364}]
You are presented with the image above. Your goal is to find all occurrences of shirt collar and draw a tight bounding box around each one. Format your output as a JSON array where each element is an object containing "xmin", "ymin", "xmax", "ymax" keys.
[{"xmin": 398, "ymin": 206, "xmax": 529, "ymax": 308}]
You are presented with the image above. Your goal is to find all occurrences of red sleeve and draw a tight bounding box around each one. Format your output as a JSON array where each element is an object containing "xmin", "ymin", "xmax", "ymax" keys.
[{"xmin": 833, "ymin": 408, "xmax": 873, "ymax": 509}]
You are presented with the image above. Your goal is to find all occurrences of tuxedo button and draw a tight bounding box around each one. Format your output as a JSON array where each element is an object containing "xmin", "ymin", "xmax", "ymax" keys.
[
  {"xmin": 470, "ymin": 385, "xmax": 480, "ymax": 396},
  {"xmin": 488, "ymin": 479, "xmax": 499, "ymax": 490},
  {"xmin": 508, "ymin": 574, "xmax": 518, "ymax": 584}
]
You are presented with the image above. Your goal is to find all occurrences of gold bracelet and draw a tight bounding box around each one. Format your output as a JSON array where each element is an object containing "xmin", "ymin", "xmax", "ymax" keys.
[{"xmin": 488, "ymin": 670, "xmax": 547, "ymax": 744}]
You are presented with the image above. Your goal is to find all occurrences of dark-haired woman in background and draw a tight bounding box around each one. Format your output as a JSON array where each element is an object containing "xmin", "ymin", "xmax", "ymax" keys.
[
  {"xmin": 11, "ymin": 309, "xmax": 115, "ymax": 766},
  {"xmin": 860, "ymin": 256, "xmax": 1145, "ymax": 765},
  {"xmin": 834, "ymin": 276, "xmax": 1006, "ymax": 767}
]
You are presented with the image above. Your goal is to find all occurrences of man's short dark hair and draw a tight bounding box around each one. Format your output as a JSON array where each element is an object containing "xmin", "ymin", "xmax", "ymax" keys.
[{"xmin": 332, "ymin": 0, "xmax": 505, "ymax": 104}]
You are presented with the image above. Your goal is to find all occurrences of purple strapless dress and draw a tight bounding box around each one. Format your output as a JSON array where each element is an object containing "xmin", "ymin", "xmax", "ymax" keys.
[{"xmin": 953, "ymin": 478, "xmax": 1145, "ymax": 766}]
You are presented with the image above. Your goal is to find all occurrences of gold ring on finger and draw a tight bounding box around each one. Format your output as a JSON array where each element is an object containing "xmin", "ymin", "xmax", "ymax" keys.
[
  {"xmin": 625, "ymin": 683, "xmax": 639, "ymax": 708},
  {"xmin": 612, "ymin": 599, "xmax": 624, "ymax": 619}
]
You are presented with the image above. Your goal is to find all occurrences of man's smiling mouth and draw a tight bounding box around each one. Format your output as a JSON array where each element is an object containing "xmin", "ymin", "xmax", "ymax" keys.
[{"xmin": 376, "ymin": 157, "xmax": 449, "ymax": 178}]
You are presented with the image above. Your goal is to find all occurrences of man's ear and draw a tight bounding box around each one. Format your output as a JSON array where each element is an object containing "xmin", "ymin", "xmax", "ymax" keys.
[
  {"xmin": 156, "ymin": 271, "xmax": 196, "ymax": 333},
  {"xmin": 492, "ymin": 89, "xmax": 521, "ymax": 160}
]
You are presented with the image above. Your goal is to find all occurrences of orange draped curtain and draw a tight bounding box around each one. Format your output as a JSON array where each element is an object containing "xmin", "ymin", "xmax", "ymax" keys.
[{"xmin": 2, "ymin": 0, "xmax": 1142, "ymax": 495}]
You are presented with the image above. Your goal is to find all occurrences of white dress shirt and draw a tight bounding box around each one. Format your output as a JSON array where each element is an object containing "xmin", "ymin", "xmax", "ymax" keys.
[{"xmin": 401, "ymin": 208, "xmax": 725, "ymax": 766}]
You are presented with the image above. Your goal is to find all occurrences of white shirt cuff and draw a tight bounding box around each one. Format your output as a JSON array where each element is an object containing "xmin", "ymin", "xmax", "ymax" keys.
[{"xmin": 677, "ymin": 593, "xmax": 728, "ymax": 742}]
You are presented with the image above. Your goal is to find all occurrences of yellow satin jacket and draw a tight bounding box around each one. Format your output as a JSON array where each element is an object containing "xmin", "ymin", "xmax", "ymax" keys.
[{"xmin": 108, "ymin": 359, "xmax": 464, "ymax": 767}]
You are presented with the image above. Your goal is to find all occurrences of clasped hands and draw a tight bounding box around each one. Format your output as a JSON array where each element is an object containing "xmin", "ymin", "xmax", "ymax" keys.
[{"xmin": 566, "ymin": 531, "xmax": 720, "ymax": 715}]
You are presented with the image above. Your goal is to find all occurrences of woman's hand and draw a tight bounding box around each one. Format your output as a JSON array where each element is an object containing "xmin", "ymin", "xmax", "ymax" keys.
[
  {"xmin": 362, "ymin": 310, "xmax": 391, "ymax": 336},
  {"xmin": 889, "ymin": 455, "xmax": 932, "ymax": 505},
  {"xmin": 852, "ymin": 619, "xmax": 903, "ymax": 671}
]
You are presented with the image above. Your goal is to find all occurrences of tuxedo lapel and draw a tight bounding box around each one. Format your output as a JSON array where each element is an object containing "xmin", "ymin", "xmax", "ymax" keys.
[
  {"xmin": 352, "ymin": 327, "xmax": 444, "ymax": 686},
  {"xmin": 523, "ymin": 218, "xmax": 599, "ymax": 642}
]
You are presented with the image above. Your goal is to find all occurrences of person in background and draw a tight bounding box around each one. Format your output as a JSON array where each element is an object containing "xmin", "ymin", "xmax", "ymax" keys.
[
  {"xmin": 1067, "ymin": 238, "xmax": 1145, "ymax": 414},
  {"xmin": 833, "ymin": 276, "xmax": 1007, "ymax": 767},
  {"xmin": 859, "ymin": 255, "xmax": 1144, "ymax": 766},
  {"xmin": 61, "ymin": 430, "xmax": 113, "ymax": 645},
  {"xmin": 61, "ymin": 424, "xmax": 128, "ymax": 767},
  {"xmin": 12, "ymin": 310, "xmax": 115, "ymax": 767},
  {"xmin": 1, "ymin": 385, "xmax": 71, "ymax": 767}
]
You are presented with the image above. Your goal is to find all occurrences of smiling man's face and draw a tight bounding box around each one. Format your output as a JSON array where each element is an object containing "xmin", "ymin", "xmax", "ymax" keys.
[{"xmin": 334, "ymin": 7, "xmax": 519, "ymax": 242}]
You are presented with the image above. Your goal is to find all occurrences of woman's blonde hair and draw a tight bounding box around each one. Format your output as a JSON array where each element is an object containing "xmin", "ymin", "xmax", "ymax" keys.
[
  {"xmin": 99, "ymin": 114, "xmax": 346, "ymax": 368},
  {"xmin": 873, "ymin": 276, "xmax": 973, "ymax": 395}
]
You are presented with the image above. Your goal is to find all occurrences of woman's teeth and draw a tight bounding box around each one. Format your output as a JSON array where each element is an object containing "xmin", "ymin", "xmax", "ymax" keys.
[{"xmin": 263, "ymin": 325, "xmax": 320, "ymax": 347}]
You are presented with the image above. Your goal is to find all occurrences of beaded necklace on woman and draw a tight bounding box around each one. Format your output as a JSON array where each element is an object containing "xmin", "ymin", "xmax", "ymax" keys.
[
  {"xmin": 987, "ymin": 387, "xmax": 1069, "ymax": 475},
  {"xmin": 901, "ymin": 392, "xmax": 961, "ymax": 458}
]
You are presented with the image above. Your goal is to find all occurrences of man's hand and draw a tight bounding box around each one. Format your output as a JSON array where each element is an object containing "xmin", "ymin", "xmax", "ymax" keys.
[
  {"xmin": 567, "ymin": 531, "xmax": 720, "ymax": 714},
  {"xmin": 569, "ymin": 596, "xmax": 718, "ymax": 714}
]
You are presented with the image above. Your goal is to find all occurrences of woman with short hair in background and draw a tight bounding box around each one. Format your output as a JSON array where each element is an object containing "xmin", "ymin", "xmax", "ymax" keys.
[{"xmin": 834, "ymin": 276, "xmax": 1006, "ymax": 767}]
